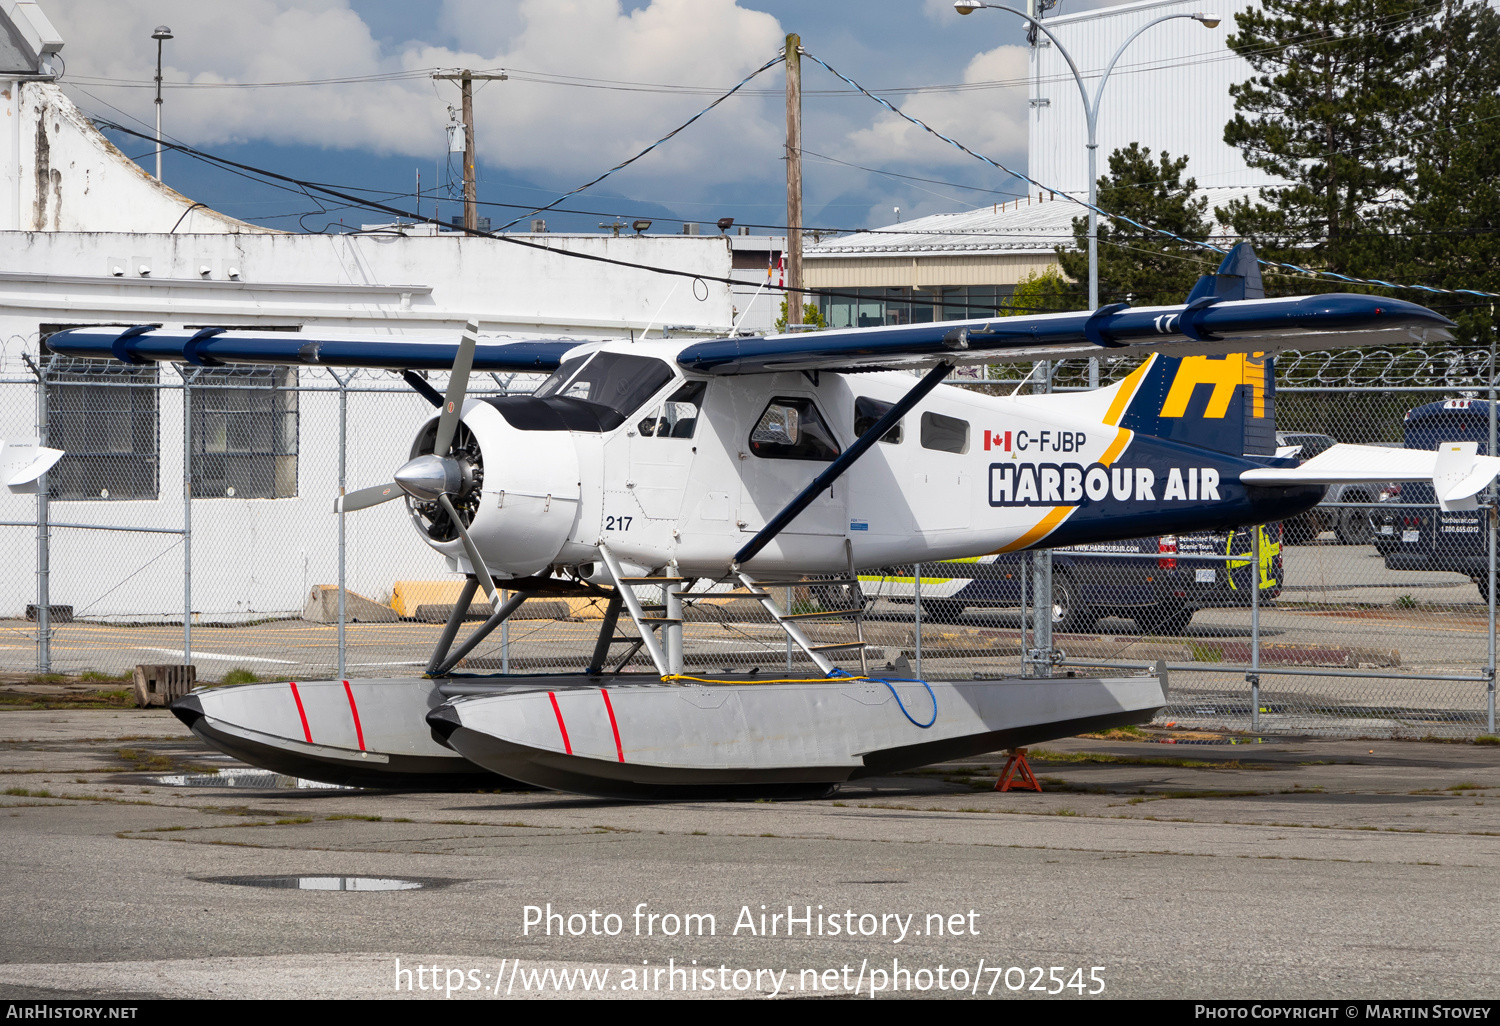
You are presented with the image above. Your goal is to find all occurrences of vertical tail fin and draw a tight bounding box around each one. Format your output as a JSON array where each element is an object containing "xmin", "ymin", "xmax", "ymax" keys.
[
  {"xmin": 1117, "ymin": 352, "xmax": 1277, "ymax": 456},
  {"xmin": 1111, "ymin": 243, "xmax": 1277, "ymax": 457}
]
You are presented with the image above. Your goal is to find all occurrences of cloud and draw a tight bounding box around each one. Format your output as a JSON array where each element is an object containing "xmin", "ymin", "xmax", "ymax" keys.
[
  {"xmin": 837, "ymin": 43, "xmax": 1030, "ymax": 174},
  {"xmin": 51, "ymin": 0, "xmax": 788, "ymax": 198}
]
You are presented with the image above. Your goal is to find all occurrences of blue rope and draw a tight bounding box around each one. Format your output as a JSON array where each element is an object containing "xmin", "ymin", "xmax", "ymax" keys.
[
  {"xmin": 825, "ymin": 669, "xmax": 937, "ymax": 728},
  {"xmin": 800, "ymin": 49, "xmax": 1500, "ymax": 303}
]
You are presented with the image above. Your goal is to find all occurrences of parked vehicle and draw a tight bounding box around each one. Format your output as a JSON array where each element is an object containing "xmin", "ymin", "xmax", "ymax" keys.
[
  {"xmin": 1276, "ymin": 431, "xmax": 1390, "ymax": 544},
  {"xmin": 862, "ymin": 524, "xmax": 1283, "ymax": 635},
  {"xmin": 1373, "ymin": 398, "xmax": 1495, "ymax": 600}
]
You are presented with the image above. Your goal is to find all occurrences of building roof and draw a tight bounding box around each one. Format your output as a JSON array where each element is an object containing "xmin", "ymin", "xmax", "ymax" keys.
[
  {"xmin": 0, "ymin": 12, "xmax": 41, "ymax": 75},
  {"xmin": 805, "ymin": 186, "xmax": 1263, "ymax": 260}
]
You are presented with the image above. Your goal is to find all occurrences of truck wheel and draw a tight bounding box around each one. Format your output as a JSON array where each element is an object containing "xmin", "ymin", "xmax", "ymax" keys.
[
  {"xmin": 1051, "ymin": 575, "xmax": 1097, "ymax": 633},
  {"xmin": 919, "ymin": 599, "xmax": 963, "ymax": 622},
  {"xmin": 1134, "ymin": 603, "xmax": 1193, "ymax": 636},
  {"xmin": 1335, "ymin": 497, "xmax": 1375, "ymax": 545}
]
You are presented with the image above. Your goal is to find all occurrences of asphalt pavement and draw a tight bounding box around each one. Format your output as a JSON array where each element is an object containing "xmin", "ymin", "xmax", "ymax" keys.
[{"xmin": 1, "ymin": 709, "xmax": 1497, "ymax": 1000}]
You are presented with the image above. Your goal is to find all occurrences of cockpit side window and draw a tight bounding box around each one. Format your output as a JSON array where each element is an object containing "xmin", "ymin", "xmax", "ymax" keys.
[
  {"xmin": 639, "ymin": 381, "xmax": 708, "ymax": 438},
  {"xmin": 749, "ymin": 396, "xmax": 841, "ymax": 461}
]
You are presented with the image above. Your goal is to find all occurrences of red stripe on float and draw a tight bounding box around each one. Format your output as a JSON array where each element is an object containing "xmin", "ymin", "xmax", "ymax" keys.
[
  {"xmin": 342, "ymin": 680, "xmax": 365, "ymax": 751},
  {"xmin": 548, "ymin": 691, "xmax": 573, "ymax": 754},
  {"xmin": 600, "ymin": 689, "xmax": 624, "ymax": 763},
  {"xmin": 288, "ymin": 681, "xmax": 312, "ymax": 743}
]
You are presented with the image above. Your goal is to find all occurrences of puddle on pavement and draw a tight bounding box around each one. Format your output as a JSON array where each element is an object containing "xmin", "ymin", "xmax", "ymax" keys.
[
  {"xmin": 203, "ymin": 875, "xmax": 437, "ymax": 891},
  {"xmin": 150, "ymin": 769, "xmax": 355, "ymax": 790}
]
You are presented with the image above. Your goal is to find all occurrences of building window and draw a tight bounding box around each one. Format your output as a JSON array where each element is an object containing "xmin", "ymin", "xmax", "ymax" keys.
[
  {"xmin": 44, "ymin": 357, "xmax": 160, "ymax": 501},
  {"xmin": 819, "ymin": 286, "xmax": 1015, "ymax": 330},
  {"xmin": 190, "ymin": 367, "xmax": 298, "ymax": 498}
]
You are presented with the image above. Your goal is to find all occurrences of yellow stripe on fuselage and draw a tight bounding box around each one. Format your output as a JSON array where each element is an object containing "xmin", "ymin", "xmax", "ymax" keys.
[
  {"xmin": 989, "ymin": 368, "xmax": 1142, "ymax": 554},
  {"xmin": 1103, "ymin": 356, "xmax": 1155, "ymax": 427},
  {"xmin": 996, "ymin": 504, "xmax": 1073, "ymax": 553}
]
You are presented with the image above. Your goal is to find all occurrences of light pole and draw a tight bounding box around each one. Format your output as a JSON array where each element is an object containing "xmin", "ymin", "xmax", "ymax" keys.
[
  {"xmin": 152, "ymin": 25, "xmax": 173, "ymax": 182},
  {"xmin": 956, "ymin": 1, "xmax": 1217, "ymax": 675},
  {"xmin": 955, "ymin": 2, "xmax": 1218, "ymax": 325}
]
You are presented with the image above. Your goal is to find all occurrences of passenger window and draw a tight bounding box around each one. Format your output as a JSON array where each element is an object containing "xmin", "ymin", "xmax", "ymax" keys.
[
  {"xmin": 639, "ymin": 381, "xmax": 707, "ymax": 438},
  {"xmin": 854, "ymin": 396, "xmax": 903, "ymax": 444},
  {"xmin": 921, "ymin": 411, "xmax": 969, "ymax": 454},
  {"xmin": 749, "ymin": 397, "xmax": 841, "ymax": 461}
]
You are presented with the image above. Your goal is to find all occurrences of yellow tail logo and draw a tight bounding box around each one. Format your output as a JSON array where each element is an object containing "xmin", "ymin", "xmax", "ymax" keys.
[{"xmin": 1160, "ymin": 354, "xmax": 1267, "ymax": 420}]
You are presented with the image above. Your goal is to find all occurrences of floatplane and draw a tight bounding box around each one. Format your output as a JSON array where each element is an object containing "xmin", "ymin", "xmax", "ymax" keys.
[{"xmin": 42, "ymin": 245, "xmax": 1498, "ymax": 798}]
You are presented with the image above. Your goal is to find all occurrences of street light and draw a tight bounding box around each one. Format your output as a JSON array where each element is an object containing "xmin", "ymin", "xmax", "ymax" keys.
[
  {"xmin": 151, "ymin": 25, "xmax": 173, "ymax": 183},
  {"xmin": 954, "ymin": 3, "xmax": 1218, "ymax": 329}
]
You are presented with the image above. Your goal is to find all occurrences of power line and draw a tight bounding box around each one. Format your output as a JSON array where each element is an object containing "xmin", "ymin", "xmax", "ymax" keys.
[
  {"xmin": 87, "ymin": 119, "xmax": 1070, "ymax": 317},
  {"xmin": 799, "ymin": 45, "xmax": 1500, "ymax": 302}
]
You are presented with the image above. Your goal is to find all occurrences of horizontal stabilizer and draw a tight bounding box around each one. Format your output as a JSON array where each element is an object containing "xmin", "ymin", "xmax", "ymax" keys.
[
  {"xmin": 1, "ymin": 439, "xmax": 64, "ymax": 493},
  {"xmin": 1240, "ymin": 442, "xmax": 1500, "ymax": 511}
]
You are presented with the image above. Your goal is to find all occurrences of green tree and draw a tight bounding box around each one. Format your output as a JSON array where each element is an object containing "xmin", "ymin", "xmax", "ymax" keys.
[
  {"xmin": 1379, "ymin": 0, "xmax": 1500, "ymax": 345},
  {"xmin": 1217, "ymin": 0, "xmax": 1427, "ymax": 281},
  {"xmin": 1054, "ymin": 143, "xmax": 1216, "ymax": 307},
  {"xmin": 1001, "ymin": 265, "xmax": 1074, "ymax": 315},
  {"xmin": 774, "ymin": 299, "xmax": 827, "ymax": 333}
]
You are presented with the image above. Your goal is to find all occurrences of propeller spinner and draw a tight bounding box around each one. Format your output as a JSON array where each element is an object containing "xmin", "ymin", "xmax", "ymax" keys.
[{"xmin": 334, "ymin": 320, "xmax": 502, "ymax": 606}]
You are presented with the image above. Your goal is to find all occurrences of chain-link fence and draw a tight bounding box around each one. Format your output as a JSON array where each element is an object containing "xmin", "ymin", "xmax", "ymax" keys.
[{"xmin": 2, "ymin": 346, "xmax": 1496, "ymax": 738}]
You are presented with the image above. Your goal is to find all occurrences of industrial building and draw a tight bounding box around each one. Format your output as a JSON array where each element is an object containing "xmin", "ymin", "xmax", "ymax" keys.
[{"xmin": 0, "ymin": 1, "xmax": 749, "ymax": 629}]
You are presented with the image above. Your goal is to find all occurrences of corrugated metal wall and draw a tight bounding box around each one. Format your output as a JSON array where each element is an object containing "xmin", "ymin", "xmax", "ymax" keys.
[
  {"xmin": 1028, "ymin": 0, "xmax": 1280, "ymax": 195},
  {"xmin": 805, "ymin": 253, "xmax": 1055, "ymax": 288}
]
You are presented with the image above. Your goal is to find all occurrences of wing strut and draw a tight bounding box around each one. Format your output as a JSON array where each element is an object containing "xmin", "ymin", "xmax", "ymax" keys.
[{"xmin": 733, "ymin": 360, "xmax": 954, "ymax": 568}]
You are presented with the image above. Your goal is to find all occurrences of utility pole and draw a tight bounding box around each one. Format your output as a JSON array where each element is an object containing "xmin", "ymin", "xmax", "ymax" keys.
[
  {"xmin": 433, "ymin": 70, "xmax": 508, "ymax": 232},
  {"xmin": 784, "ymin": 33, "xmax": 803, "ymax": 329}
]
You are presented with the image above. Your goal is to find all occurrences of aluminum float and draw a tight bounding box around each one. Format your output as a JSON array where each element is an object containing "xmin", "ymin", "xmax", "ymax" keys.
[
  {"xmin": 425, "ymin": 671, "xmax": 1166, "ymax": 800},
  {"xmin": 172, "ymin": 677, "xmax": 521, "ymax": 789}
]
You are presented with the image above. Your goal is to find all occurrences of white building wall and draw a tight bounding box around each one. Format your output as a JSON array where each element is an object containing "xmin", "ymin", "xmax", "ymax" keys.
[
  {"xmin": 0, "ymin": 81, "xmax": 273, "ymax": 235},
  {"xmin": 1028, "ymin": 0, "xmax": 1281, "ymax": 195}
]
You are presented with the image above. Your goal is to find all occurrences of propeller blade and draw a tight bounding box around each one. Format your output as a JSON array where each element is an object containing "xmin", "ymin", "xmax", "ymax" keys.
[
  {"xmin": 438, "ymin": 492, "xmax": 499, "ymax": 607},
  {"xmin": 431, "ymin": 319, "xmax": 479, "ymax": 457},
  {"xmin": 335, "ymin": 482, "xmax": 402, "ymax": 513}
]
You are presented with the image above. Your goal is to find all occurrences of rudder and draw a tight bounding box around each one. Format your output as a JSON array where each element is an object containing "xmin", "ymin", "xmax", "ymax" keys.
[{"xmin": 1118, "ymin": 352, "xmax": 1277, "ymax": 457}]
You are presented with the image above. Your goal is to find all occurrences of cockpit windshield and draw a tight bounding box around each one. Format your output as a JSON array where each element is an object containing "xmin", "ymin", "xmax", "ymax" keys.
[{"xmin": 534, "ymin": 352, "xmax": 675, "ymax": 418}]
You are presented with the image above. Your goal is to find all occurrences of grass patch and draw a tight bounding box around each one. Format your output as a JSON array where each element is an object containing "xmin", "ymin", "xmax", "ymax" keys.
[
  {"xmin": 4, "ymin": 787, "xmax": 50, "ymax": 797},
  {"xmin": 219, "ymin": 668, "xmax": 261, "ymax": 686},
  {"xmin": 1028, "ymin": 748, "xmax": 1265, "ymax": 770},
  {"xmin": 1447, "ymin": 782, "xmax": 1484, "ymax": 791},
  {"xmin": 325, "ymin": 814, "xmax": 382, "ymax": 822},
  {"xmin": 114, "ymin": 747, "xmax": 178, "ymax": 773},
  {"xmin": 1394, "ymin": 594, "xmax": 1418, "ymax": 609},
  {"xmin": 274, "ymin": 817, "xmax": 313, "ymax": 825},
  {"xmin": 0, "ymin": 688, "xmax": 134, "ymax": 710},
  {"xmin": 1476, "ymin": 736, "xmax": 1500, "ymax": 747},
  {"xmin": 79, "ymin": 670, "xmax": 128, "ymax": 682},
  {"xmin": 1077, "ymin": 725, "xmax": 1148, "ymax": 741},
  {"xmin": 1188, "ymin": 642, "xmax": 1224, "ymax": 663}
]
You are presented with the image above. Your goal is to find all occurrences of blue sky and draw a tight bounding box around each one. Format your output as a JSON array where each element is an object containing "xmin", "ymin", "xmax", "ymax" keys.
[{"xmin": 51, "ymin": 0, "xmax": 1123, "ymax": 235}]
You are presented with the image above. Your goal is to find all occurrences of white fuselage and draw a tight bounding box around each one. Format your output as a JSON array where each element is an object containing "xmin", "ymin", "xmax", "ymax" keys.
[{"xmin": 418, "ymin": 339, "xmax": 1164, "ymax": 581}]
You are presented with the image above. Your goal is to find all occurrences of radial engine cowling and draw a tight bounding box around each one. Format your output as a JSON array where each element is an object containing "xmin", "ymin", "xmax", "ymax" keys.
[{"xmin": 404, "ymin": 400, "xmax": 581, "ymax": 578}]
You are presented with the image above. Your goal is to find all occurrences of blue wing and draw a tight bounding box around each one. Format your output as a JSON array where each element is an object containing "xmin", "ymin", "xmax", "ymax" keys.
[
  {"xmin": 43, "ymin": 326, "xmax": 577, "ymax": 373},
  {"xmin": 44, "ymin": 239, "xmax": 1452, "ymax": 378},
  {"xmin": 676, "ymin": 292, "xmax": 1453, "ymax": 376}
]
